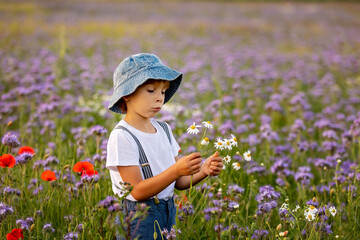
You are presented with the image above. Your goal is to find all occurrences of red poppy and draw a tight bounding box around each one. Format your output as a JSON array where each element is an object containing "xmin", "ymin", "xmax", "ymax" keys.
[
  {"xmin": 41, "ymin": 170, "xmax": 57, "ymax": 181},
  {"xmin": 6, "ymin": 228, "xmax": 24, "ymax": 240},
  {"xmin": 178, "ymin": 195, "xmax": 188, "ymax": 209},
  {"xmin": 0, "ymin": 154, "xmax": 16, "ymax": 168},
  {"xmin": 18, "ymin": 146, "xmax": 35, "ymax": 155},
  {"xmin": 73, "ymin": 161, "xmax": 94, "ymax": 173},
  {"xmin": 81, "ymin": 168, "xmax": 98, "ymax": 177}
]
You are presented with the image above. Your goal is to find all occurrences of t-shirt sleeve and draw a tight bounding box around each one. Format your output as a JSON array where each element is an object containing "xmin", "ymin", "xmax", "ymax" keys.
[
  {"xmin": 166, "ymin": 123, "xmax": 181, "ymax": 157},
  {"xmin": 106, "ymin": 129, "xmax": 140, "ymax": 172}
]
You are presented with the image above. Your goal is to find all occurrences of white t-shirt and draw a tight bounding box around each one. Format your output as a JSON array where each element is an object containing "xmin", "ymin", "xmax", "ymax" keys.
[{"xmin": 106, "ymin": 118, "xmax": 181, "ymax": 201}]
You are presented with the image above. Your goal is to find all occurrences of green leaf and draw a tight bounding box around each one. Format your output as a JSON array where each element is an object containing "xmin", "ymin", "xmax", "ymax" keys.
[{"xmin": 325, "ymin": 208, "xmax": 331, "ymax": 217}]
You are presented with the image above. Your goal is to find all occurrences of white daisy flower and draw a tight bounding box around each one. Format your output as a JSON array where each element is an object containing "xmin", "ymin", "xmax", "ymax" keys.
[
  {"xmin": 222, "ymin": 164, "xmax": 226, "ymax": 170},
  {"xmin": 223, "ymin": 155, "xmax": 231, "ymax": 164},
  {"xmin": 214, "ymin": 138, "xmax": 225, "ymax": 150},
  {"xmin": 304, "ymin": 206, "xmax": 318, "ymax": 218},
  {"xmin": 232, "ymin": 162, "xmax": 241, "ymax": 170},
  {"xmin": 202, "ymin": 121, "xmax": 214, "ymax": 129},
  {"xmin": 279, "ymin": 203, "xmax": 288, "ymax": 211},
  {"xmin": 223, "ymin": 139, "xmax": 232, "ymax": 150},
  {"xmin": 293, "ymin": 205, "xmax": 300, "ymax": 212},
  {"xmin": 200, "ymin": 137, "xmax": 210, "ymax": 146},
  {"xmin": 329, "ymin": 206, "xmax": 336, "ymax": 216},
  {"xmin": 187, "ymin": 122, "xmax": 201, "ymax": 135},
  {"xmin": 229, "ymin": 134, "xmax": 238, "ymax": 147},
  {"xmin": 305, "ymin": 212, "xmax": 315, "ymax": 221},
  {"xmin": 243, "ymin": 150, "xmax": 251, "ymax": 161}
]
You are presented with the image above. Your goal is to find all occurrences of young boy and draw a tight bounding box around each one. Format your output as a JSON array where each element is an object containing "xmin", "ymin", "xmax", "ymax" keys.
[{"xmin": 106, "ymin": 53, "xmax": 223, "ymax": 239}]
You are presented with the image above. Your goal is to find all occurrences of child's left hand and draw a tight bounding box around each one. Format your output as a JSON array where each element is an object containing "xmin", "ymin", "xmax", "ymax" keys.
[{"xmin": 201, "ymin": 151, "xmax": 223, "ymax": 176}]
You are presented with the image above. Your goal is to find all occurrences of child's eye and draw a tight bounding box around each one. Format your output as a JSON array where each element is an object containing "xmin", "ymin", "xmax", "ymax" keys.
[
  {"xmin": 161, "ymin": 91, "xmax": 166, "ymax": 95},
  {"xmin": 147, "ymin": 90, "xmax": 154, "ymax": 93}
]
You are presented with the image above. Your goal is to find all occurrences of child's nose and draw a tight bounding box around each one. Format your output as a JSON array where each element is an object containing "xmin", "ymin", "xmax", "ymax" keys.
[{"xmin": 155, "ymin": 92, "xmax": 164, "ymax": 102}]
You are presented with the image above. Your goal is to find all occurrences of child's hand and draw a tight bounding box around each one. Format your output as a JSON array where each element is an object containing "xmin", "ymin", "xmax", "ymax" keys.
[
  {"xmin": 175, "ymin": 152, "xmax": 202, "ymax": 177},
  {"xmin": 201, "ymin": 151, "xmax": 223, "ymax": 176}
]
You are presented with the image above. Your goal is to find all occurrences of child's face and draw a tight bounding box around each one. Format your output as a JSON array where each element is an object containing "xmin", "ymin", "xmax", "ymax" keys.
[{"xmin": 124, "ymin": 80, "xmax": 168, "ymax": 119}]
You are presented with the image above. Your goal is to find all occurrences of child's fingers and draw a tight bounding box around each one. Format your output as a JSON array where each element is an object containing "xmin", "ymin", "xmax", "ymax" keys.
[
  {"xmin": 190, "ymin": 157, "xmax": 203, "ymax": 165},
  {"xmin": 190, "ymin": 167, "xmax": 201, "ymax": 174},
  {"xmin": 209, "ymin": 157, "xmax": 222, "ymax": 162},
  {"xmin": 188, "ymin": 152, "xmax": 202, "ymax": 159},
  {"xmin": 210, "ymin": 159, "xmax": 223, "ymax": 166}
]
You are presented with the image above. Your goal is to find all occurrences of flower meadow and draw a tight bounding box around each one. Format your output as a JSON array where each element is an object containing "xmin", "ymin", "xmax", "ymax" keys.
[{"xmin": 1, "ymin": 1, "xmax": 360, "ymax": 239}]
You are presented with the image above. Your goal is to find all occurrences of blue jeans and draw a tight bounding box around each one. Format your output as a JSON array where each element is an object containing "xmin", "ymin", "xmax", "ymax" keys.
[{"xmin": 116, "ymin": 197, "xmax": 176, "ymax": 240}]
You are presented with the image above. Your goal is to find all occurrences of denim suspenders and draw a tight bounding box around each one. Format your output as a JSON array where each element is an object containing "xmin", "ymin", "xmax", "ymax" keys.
[{"xmin": 115, "ymin": 121, "xmax": 172, "ymax": 204}]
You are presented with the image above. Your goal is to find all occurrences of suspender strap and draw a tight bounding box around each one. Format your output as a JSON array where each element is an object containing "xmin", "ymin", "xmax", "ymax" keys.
[
  {"xmin": 115, "ymin": 126, "xmax": 154, "ymax": 179},
  {"xmin": 156, "ymin": 121, "xmax": 172, "ymax": 145},
  {"xmin": 115, "ymin": 121, "xmax": 172, "ymax": 179}
]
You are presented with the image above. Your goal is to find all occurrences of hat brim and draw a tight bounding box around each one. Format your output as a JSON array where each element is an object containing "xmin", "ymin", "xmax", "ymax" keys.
[{"xmin": 108, "ymin": 65, "xmax": 182, "ymax": 114}]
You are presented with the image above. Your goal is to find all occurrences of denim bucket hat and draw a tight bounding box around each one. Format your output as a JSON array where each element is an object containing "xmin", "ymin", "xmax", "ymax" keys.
[{"xmin": 108, "ymin": 53, "xmax": 182, "ymax": 114}]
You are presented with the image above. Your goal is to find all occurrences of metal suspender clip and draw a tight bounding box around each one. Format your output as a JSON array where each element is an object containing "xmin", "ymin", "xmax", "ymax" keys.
[{"xmin": 141, "ymin": 163, "xmax": 149, "ymax": 167}]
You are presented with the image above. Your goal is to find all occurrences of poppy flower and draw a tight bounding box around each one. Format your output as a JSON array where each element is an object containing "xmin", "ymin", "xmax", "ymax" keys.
[
  {"xmin": 18, "ymin": 146, "xmax": 35, "ymax": 155},
  {"xmin": 6, "ymin": 228, "xmax": 24, "ymax": 240},
  {"xmin": 41, "ymin": 170, "xmax": 57, "ymax": 181},
  {"xmin": 0, "ymin": 154, "xmax": 16, "ymax": 168},
  {"xmin": 73, "ymin": 161, "xmax": 94, "ymax": 174},
  {"xmin": 82, "ymin": 168, "xmax": 98, "ymax": 177},
  {"xmin": 178, "ymin": 195, "xmax": 188, "ymax": 209}
]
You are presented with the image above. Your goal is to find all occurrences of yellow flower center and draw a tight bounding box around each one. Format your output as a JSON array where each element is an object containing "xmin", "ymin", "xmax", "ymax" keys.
[
  {"xmin": 310, "ymin": 206, "xmax": 315, "ymax": 210},
  {"xmin": 308, "ymin": 214, "xmax": 312, "ymax": 220},
  {"xmin": 207, "ymin": 121, "xmax": 211, "ymax": 124},
  {"xmin": 226, "ymin": 142, "xmax": 230, "ymax": 145},
  {"xmin": 234, "ymin": 138, "xmax": 237, "ymax": 142},
  {"xmin": 204, "ymin": 137, "xmax": 209, "ymax": 141},
  {"xmin": 218, "ymin": 142, "xmax": 222, "ymax": 145},
  {"xmin": 247, "ymin": 154, "xmax": 250, "ymax": 157},
  {"xmin": 191, "ymin": 126, "xmax": 195, "ymax": 129},
  {"xmin": 237, "ymin": 163, "xmax": 240, "ymax": 166}
]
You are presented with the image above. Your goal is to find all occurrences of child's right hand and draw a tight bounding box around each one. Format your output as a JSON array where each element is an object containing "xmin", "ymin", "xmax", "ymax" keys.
[{"xmin": 175, "ymin": 152, "xmax": 202, "ymax": 176}]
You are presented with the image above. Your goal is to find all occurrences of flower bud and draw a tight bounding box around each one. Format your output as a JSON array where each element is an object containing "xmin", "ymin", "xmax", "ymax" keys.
[{"xmin": 276, "ymin": 223, "xmax": 282, "ymax": 231}]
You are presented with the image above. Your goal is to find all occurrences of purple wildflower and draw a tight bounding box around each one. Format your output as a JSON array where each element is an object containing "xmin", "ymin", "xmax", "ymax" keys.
[
  {"xmin": 0, "ymin": 202, "xmax": 14, "ymax": 222},
  {"xmin": 1, "ymin": 132, "xmax": 20, "ymax": 148},
  {"xmin": 15, "ymin": 152, "xmax": 34, "ymax": 165},
  {"xmin": 32, "ymin": 185, "xmax": 43, "ymax": 195},
  {"xmin": 77, "ymin": 224, "xmax": 84, "ymax": 232},
  {"xmin": 2, "ymin": 186, "xmax": 21, "ymax": 196},
  {"xmin": 255, "ymin": 185, "xmax": 280, "ymax": 215},
  {"xmin": 322, "ymin": 130, "xmax": 338, "ymax": 140},
  {"xmin": 89, "ymin": 125, "xmax": 108, "ymax": 136},
  {"xmin": 64, "ymin": 232, "xmax": 79, "ymax": 240},
  {"xmin": 306, "ymin": 198, "xmax": 319, "ymax": 207},
  {"xmin": 246, "ymin": 165, "xmax": 266, "ymax": 175},
  {"xmin": 43, "ymin": 223, "xmax": 55, "ymax": 234},
  {"xmin": 162, "ymin": 227, "xmax": 181, "ymax": 240},
  {"xmin": 16, "ymin": 219, "xmax": 30, "ymax": 231},
  {"xmin": 291, "ymin": 119, "xmax": 306, "ymax": 133},
  {"xmin": 98, "ymin": 196, "xmax": 117, "ymax": 209},
  {"xmin": 251, "ymin": 229, "xmax": 269, "ymax": 239},
  {"xmin": 81, "ymin": 173, "xmax": 99, "ymax": 183},
  {"xmin": 226, "ymin": 184, "xmax": 245, "ymax": 195},
  {"xmin": 295, "ymin": 166, "xmax": 314, "ymax": 185}
]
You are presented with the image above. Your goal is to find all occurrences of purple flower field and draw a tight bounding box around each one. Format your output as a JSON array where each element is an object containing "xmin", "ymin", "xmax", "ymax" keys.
[{"xmin": 1, "ymin": 1, "xmax": 360, "ymax": 239}]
